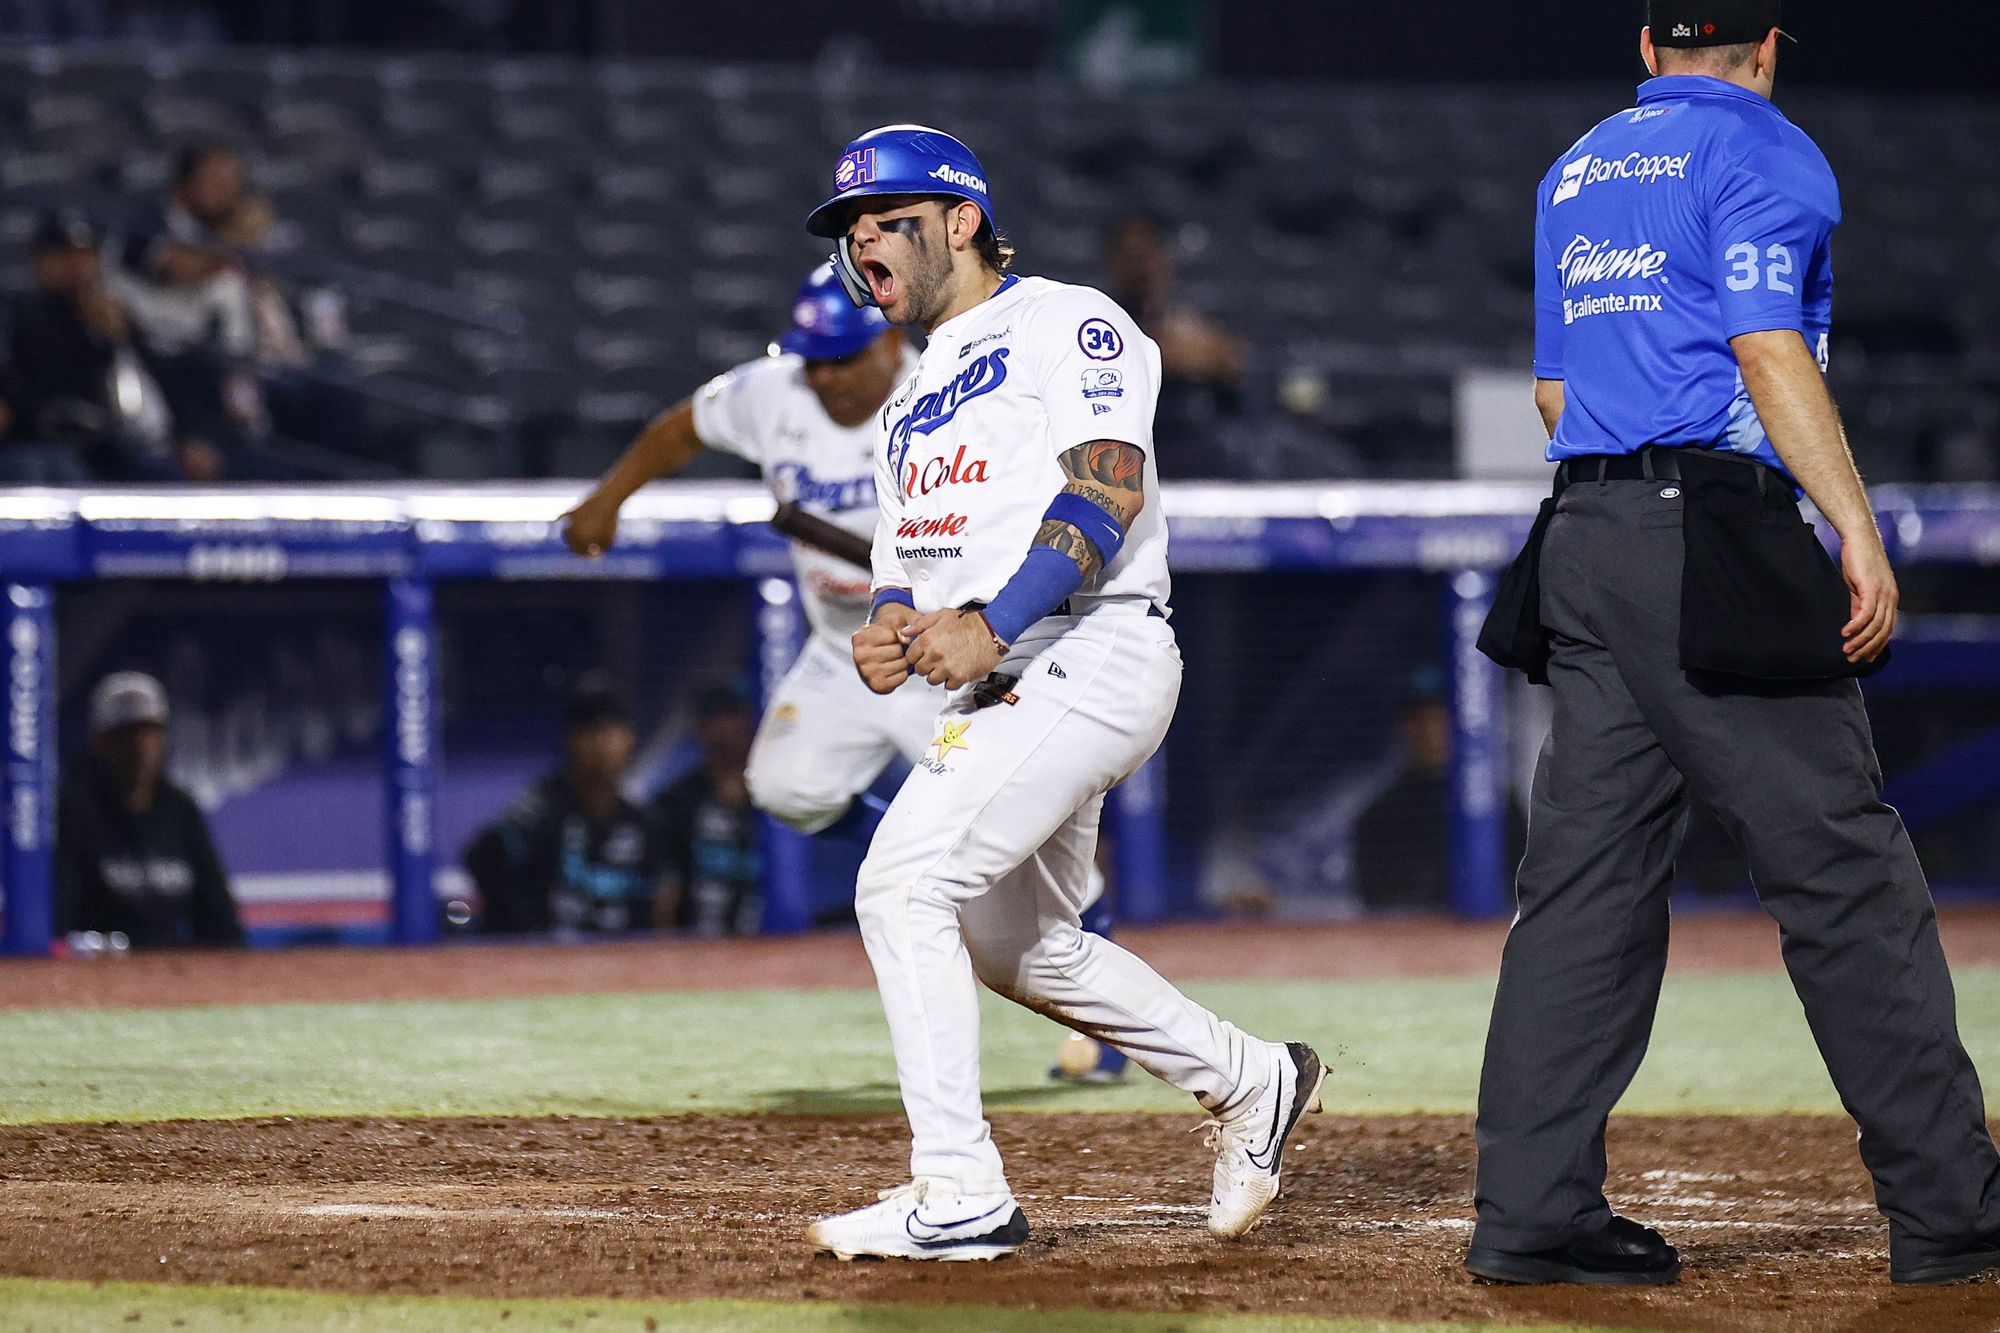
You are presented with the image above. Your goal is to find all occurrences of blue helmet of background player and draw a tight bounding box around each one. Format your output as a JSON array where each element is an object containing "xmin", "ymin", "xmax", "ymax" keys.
[
  {"xmin": 805, "ymin": 124, "xmax": 999, "ymax": 307},
  {"xmin": 774, "ymin": 263, "xmax": 890, "ymax": 362}
]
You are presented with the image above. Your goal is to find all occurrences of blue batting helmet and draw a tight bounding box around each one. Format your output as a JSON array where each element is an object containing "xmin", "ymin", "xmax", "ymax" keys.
[
  {"xmin": 806, "ymin": 124, "xmax": 1000, "ymax": 307},
  {"xmin": 774, "ymin": 263, "xmax": 890, "ymax": 361}
]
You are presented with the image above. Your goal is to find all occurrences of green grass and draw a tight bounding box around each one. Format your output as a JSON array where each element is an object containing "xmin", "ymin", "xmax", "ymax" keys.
[
  {"xmin": 0, "ymin": 968, "xmax": 1993, "ymax": 1125},
  {"xmin": 0, "ymin": 1279, "xmax": 1623, "ymax": 1333}
]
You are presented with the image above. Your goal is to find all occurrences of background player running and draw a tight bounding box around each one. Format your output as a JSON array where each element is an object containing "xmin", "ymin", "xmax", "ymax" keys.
[{"xmin": 563, "ymin": 264, "xmax": 937, "ymax": 840}]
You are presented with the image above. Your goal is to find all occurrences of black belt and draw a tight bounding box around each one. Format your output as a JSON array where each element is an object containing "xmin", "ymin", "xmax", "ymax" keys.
[
  {"xmin": 1558, "ymin": 449, "xmax": 1684, "ymax": 483},
  {"xmin": 1558, "ymin": 446, "xmax": 1775, "ymax": 496},
  {"xmin": 959, "ymin": 599, "xmax": 1166, "ymax": 619}
]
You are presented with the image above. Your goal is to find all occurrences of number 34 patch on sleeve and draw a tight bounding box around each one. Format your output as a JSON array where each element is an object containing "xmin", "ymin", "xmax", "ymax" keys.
[{"xmin": 1077, "ymin": 318, "xmax": 1124, "ymax": 360}]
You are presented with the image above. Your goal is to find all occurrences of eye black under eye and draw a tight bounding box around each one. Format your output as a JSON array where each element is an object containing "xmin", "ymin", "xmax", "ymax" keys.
[{"xmin": 878, "ymin": 216, "xmax": 925, "ymax": 238}]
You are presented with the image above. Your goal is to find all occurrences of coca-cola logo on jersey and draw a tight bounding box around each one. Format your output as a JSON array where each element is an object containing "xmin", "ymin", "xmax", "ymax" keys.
[
  {"xmin": 887, "ymin": 347, "xmax": 1010, "ymax": 477},
  {"xmin": 896, "ymin": 513, "xmax": 969, "ymax": 539},
  {"xmin": 903, "ymin": 446, "xmax": 990, "ymax": 499}
]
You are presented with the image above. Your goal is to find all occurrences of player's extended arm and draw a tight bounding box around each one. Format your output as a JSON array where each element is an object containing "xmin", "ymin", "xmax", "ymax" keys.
[
  {"xmin": 905, "ymin": 440, "xmax": 1146, "ymax": 688},
  {"xmin": 561, "ymin": 399, "xmax": 707, "ymax": 557},
  {"xmin": 1731, "ymin": 328, "xmax": 1895, "ymax": 664},
  {"xmin": 1534, "ymin": 378, "xmax": 1565, "ymax": 440}
]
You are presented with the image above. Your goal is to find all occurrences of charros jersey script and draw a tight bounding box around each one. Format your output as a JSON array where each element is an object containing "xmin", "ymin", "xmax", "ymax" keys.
[
  {"xmin": 869, "ymin": 275, "xmax": 1171, "ymax": 617},
  {"xmin": 694, "ymin": 349, "xmax": 916, "ymax": 642},
  {"xmin": 1533, "ymin": 75, "xmax": 1839, "ymax": 479}
]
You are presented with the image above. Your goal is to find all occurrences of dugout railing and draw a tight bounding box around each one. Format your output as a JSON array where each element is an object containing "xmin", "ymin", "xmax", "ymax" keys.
[{"xmin": 3, "ymin": 480, "xmax": 1997, "ymax": 956}]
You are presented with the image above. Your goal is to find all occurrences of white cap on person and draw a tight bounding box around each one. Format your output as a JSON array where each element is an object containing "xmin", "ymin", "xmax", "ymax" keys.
[{"xmin": 88, "ymin": 672, "xmax": 169, "ymax": 737}]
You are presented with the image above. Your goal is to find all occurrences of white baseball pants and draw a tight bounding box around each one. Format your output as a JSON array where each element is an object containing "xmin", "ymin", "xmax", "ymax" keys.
[
  {"xmin": 745, "ymin": 633, "xmax": 943, "ymax": 834},
  {"xmin": 855, "ymin": 610, "xmax": 1273, "ymax": 1193}
]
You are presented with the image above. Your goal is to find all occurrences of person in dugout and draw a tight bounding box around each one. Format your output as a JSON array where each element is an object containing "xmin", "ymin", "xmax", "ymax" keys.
[
  {"xmin": 463, "ymin": 676, "xmax": 667, "ymax": 937},
  {"xmin": 56, "ymin": 671, "xmax": 243, "ymax": 949}
]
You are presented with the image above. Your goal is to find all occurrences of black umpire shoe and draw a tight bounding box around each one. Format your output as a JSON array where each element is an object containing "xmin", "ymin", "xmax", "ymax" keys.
[
  {"xmin": 1465, "ymin": 1215, "xmax": 1681, "ymax": 1286},
  {"xmin": 1891, "ymin": 1231, "xmax": 2000, "ymax": 1285}
]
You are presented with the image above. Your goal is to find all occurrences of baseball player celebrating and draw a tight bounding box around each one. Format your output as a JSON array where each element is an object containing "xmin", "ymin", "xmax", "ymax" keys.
[
  {"xmin": 564, "ymin": 265, "xmax": 1135, "ymax": 1083},
  {"xmin": 563, "ymin": 265, "xmax": 940, "ymax": 838},
  {"xmin": 799, "ymin": 125, "xmax": 1324, "ymax": 1262}
]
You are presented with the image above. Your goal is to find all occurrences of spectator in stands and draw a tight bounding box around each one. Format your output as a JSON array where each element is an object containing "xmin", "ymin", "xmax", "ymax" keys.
[
  {"xmin": 56, "ymin": 672, "xmax": 242, "ymax": 949},
  {"xmin": 651, "ymin": 683, "xmax": 762, "ymax": 937},
  {"xmin": 108, "ymin": 146, "xmax": 260, "ymax": 470},
  {"xmin": 106, "ymin": 144, "xmax": 337, "ymax": 478},
  {"xmin": 4, "ymin": 210, "xmax": 178, "ymax": 481},
  {"xmin": 463, "ymin": 676, "xmax": 666, "ymax": 937},
  {"xmin": 1101, "ymin": 213, "xmax": 1245, "ymax": 477},
  {"xmin": 1350, "ymin": 666, "xmax": 1524, "ymax": 911}
]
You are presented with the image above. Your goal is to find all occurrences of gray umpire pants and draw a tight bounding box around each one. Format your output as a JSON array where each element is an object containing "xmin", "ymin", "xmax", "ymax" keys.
[{"xmin": 1472, "ymin": 477, "xmax": 2000, "ymax": 1270}]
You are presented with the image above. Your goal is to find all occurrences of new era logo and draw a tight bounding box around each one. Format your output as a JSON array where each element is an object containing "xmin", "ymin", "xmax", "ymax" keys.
[{"xmin": 1048, "ymin": 662, "xmax": 1066, "ymax": 679}]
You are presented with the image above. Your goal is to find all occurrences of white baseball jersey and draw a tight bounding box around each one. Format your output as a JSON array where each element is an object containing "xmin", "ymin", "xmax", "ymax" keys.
[
  {"xmin": 694, "ymin": 349, "xmax": 917, "ymax": 642},
  {"xmin": 869, "ymin": 276, "xmax": 1172, "ymax": 618}
]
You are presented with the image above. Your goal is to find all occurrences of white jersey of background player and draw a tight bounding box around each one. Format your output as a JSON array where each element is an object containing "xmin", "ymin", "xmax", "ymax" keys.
[
  {"xmin": 799, "ymin": 124, "xmax": 1327, "ymax": 1263},
  {"xmin": 563, "ymin": 265, "xmax": 937, "ymax": 835}
]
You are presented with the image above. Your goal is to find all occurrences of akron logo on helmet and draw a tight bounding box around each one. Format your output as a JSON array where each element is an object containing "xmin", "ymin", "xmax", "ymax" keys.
[{"xmin": 836, "ymin": 148, "xmax": 878, "ymax": 191}]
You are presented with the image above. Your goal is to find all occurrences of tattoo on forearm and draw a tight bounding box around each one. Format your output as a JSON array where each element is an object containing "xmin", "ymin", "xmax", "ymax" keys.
[
  {"xmin": 1034, "ymin": 518, "xmax": 1102, "ymax": 583},
  {"xmin": 1060, "ymin": 441, "xmax": 1145, "ymax": 490},
  {"xmin": 1039, "ymin": 441, "xmax": 1148, "ymax": 583}
]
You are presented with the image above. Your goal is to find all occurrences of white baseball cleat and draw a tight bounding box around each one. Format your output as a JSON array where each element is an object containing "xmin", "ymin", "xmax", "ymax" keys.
[
  {"xmin": 806, "ymin": 1178, "xmax": 1030, "ymax": 1261},
  {"xmin": 1198, "ymin": 1040, "xmax": 1327, "ymax": 1240}
]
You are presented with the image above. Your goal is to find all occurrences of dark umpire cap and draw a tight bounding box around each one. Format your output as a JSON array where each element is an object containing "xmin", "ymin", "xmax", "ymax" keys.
[
  {"xmin": 35, "ymin": 208, "xmax": 100, "ymax": 252},
  {"xmin": 1648, "ymin": 0, "xmax": 1792, "ymax": 46}
]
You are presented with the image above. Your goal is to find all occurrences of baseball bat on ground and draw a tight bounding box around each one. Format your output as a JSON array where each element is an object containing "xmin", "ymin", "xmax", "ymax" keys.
[{"xmin": 771, "ymin": 501, "xmax": 873, "ymax": 571}]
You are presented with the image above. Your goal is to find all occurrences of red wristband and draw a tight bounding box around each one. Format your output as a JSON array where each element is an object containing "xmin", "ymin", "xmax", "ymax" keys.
[{"xmin": 974, "ymin": 609, "xmax": 1011, "ymax": 652}]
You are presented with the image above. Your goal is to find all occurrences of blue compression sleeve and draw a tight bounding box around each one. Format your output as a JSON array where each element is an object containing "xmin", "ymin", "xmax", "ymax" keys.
[
  {"xmin": 1043, "ymin": 491, "xmax": 1126, "ymax": 566},
  {"xmin": 982, "ymin": 545, "xmax": 1083, "ymax": 645},
  {"xmin": 870, "ymin": 587, "xmax": 914, "ymax": 619}
]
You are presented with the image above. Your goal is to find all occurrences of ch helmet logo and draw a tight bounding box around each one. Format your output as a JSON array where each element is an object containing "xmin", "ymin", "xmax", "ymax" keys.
[{"xmin": 835, "ymin": 147, "xmax": 878, "ymax": 191}]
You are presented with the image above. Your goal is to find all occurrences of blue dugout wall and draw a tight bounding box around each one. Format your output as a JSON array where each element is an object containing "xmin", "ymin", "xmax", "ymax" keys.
[{"xmin": 4, "ymin": 480, "xmax": 1998, "ymax": 954}]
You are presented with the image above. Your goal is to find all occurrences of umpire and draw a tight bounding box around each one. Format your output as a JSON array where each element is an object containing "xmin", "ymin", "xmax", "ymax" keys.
[{"xmin": 1469, "ymin": 0, "xmax": 2000, "ymax": 1288}]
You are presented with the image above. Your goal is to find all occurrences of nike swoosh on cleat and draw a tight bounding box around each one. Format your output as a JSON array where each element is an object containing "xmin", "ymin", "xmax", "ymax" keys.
[
  {"xmin": 1246, "ymin": 1046, "xmax": 1322, "ymax": 1172},
  {"xmin": 904, "ymin": 1199, "xmax": 1011, "ymax": 1243},
  {"xmin": 914, "ymin": 1207, "xmax": 1030, "ymax": 1251}
]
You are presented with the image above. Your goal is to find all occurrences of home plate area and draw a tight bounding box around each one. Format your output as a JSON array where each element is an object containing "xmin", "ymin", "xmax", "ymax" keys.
[{"xmin": 3, "ymin": 1111, "xmax": 1996, "ymax": 1331}]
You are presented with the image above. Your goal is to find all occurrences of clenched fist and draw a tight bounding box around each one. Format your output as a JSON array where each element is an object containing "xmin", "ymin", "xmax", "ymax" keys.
[
  {"xmin": 905, "ymin": 609, "xmax": 1005, "ymax": 689},
  {"xmin": 853, "ymin": 602, "xmax": 919, "ymax": 694}
]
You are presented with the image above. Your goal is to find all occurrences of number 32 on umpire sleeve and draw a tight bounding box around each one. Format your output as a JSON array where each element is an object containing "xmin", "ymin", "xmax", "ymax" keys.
[{"xmin": 1725, "ymin": 242, "xmax": 1797, "ymax": 294}]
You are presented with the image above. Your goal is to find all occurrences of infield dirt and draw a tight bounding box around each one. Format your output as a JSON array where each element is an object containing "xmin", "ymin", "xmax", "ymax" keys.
[
  {"xmin": 6, "ymin": 911, "xmax": 1999, "ymax": 1329},
  {"xmin": 2, "ymin": 1110, "xmax": 1997, "ymax": 1332}
]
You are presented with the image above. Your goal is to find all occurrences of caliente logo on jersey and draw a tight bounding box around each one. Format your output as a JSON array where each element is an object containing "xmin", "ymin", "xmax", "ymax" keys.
[
  {"xmin": 1558, "ymin": 235, "xmax": 1670, "ymax": 289},
  {"xmin": 886, "ymin": 347, "xmax": 1010, "ymax": 478},
  {"xmin": 896, "ymin": 513, "xmax": 970, "ymax": 539}
]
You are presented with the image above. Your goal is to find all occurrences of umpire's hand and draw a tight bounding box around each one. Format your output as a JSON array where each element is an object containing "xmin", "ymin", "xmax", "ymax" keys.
[
  {"xmin": 853, "ymin": 603, "xmax": 919, "ymax": 694},
  {"xmin": 1841, "ymin": 538, "xmax": 1899, "ymax": 665}
]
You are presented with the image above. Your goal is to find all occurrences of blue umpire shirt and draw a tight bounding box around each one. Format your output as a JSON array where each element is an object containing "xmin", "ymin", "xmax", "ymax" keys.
[{"xmin": 1534, "ymin": 75, "xmax": 1839, "ymax": 481}]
